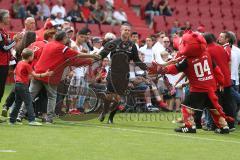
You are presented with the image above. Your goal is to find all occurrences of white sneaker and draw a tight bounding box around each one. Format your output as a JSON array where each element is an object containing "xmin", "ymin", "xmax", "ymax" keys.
[{"xmin": 29, "ymin": 121, "xmax": 42, "ymax": 126}]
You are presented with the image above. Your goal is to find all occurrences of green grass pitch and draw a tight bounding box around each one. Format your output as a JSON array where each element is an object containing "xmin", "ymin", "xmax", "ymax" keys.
[{"xmin": 0, "ymin": 85, "xmax": 240, "ymax": 160}]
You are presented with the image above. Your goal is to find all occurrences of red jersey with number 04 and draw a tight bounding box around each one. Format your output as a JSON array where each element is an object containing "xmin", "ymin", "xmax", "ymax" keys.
[{"xmin": 177, "ymin": 52, "xmax": 217, "ymax": 92}]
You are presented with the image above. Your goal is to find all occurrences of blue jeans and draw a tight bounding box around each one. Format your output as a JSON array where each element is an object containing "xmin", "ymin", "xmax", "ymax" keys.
[
  {"xmin": 77, "ymin": 78, "xmax": 88, "ymax": 109},
  {"xmin": 204, "ymin": 109, "xmax": 214, "ymax": 128},
  {"xmin": 10, "ymin": 83, "xmax": 35, "ymax": 123}
]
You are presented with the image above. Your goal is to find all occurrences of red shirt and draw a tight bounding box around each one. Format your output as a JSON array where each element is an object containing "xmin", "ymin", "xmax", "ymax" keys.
[
  {"xmin": 223, "ymin": 43, "xmax": 231, "ymax": 59},
  {"xmin": 177, "ymin": 52, "xmax": 217, "ymax": 92},
  {"xmin": 0, "ymin": 28, "xmax": 15, "ymax": 65},
  {"xmin": 80, "ymin": 6, "xmax": 91, "ymax": 19},
  {"xmin": 35, "ymin": 28, "xmax": 45, "ymax": 41},
  {"xmin": 207, "ymin": 43, "xmax": 231, "ymax": 87},
  {"xmin": 28, "ymin": 40, "xmax": 47, "ymax": 68},
  {"xmin": 34, "ymin": 40, "xmax": 92, "ymax": 85},
  {"xmin": 15, "ymin": 61, "xmax": 33, "ymax": 85}
]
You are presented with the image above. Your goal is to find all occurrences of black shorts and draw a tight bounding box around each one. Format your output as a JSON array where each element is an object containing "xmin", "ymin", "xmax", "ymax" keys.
[{"xmin": 182, "ymin": 92, "xmax": 214, "ymax": 111}]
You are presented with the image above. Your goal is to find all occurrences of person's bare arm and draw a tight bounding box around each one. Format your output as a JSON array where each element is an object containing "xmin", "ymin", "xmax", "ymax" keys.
[{"xmin": 31, "ymin": 70, "xmax": 54, "ymax": 78}]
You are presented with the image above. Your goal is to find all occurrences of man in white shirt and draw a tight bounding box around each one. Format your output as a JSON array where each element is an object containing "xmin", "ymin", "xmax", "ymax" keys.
[
  {"xmin": 152, "ymin": 32, "xmax": 166, "ymax": 64},
  {"xmin": 51, "ymin": 0, "xmax": 66, "ymax": 18},
  {"xmin": 130, "ymin": 32, "xmax": 140, "ymax": 50},
  {"xmin": 231, "ymin": 45, "xmax": 240, "ymax": 87},
  {"xmin": 37, "ymin": 0, "xmax": 50, "ymax": 19},
  {"xmin": 139, "ymin": 37, "xmax": 154, "ymax": 63},
  {"xmin": 113, "ymin": 8, "xmax": 127, "ymax": 24}
]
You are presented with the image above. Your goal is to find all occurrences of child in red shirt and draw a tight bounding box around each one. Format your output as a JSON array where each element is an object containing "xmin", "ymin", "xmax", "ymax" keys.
[{"xmin": 10, "ymin": 48, "xmax": 53, "ymax": 125}]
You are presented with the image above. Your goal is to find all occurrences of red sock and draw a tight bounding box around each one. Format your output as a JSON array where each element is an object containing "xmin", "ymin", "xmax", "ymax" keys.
[{"xmin": 181, "ymin": 105, "xmax": 194, "ymax": 128}]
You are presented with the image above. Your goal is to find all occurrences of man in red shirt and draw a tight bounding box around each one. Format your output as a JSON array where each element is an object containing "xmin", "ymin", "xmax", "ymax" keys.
[
  {"xmin": 80, "ymin": 1, "xmax": 93, "ymax": 23},
  {"xmin": 218, "ymin": 31, "xmax": 232, "ymax": 58},
  {"xmin": 149, "ymin": 31, "xmax": 232, "ymax": 134},
  {"xmin": 204, "ymin": 33, "xmax": 236, "ymax": 131},
  {"xmin": 0, "ymin": 9, "xmax": 19, "ymax": 106},
  {"xmin": 30, "ymin": 31, "xmax": 98, "ymax": 123},
  {"xmin": 10, "ymin": 48, "xmax": 52, "ymax": 125},
  {"xmin": 35, "ymin": 18, "xmax": 57, "ymax": 41},
  {"xmin": 28, "ymin": 29, "xmax": 56, "ymax": 68}
]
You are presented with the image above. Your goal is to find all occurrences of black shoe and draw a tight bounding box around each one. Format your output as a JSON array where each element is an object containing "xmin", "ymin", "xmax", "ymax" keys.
[
  {"xmin": 1, "ymin": 105, "xmax": 9, "ymax": 117},
  {"xmin": 229, "ymin": 127, "xmax": 236, "ymax": 132},
  {"xmin": 108, "ymin": 118, "xmax": 113, "ymax": 124},
  {"xmin": 98, "ymin": 112, "xmax": 105, "ymax": 122},
  {"xmin": 214, "ymin": 127, "xmax": 229, "ymax": 134},
  {"xmin": 174, "ymin": 126, "xmax": 196, "ymax": 133},
  {"xmin": 196, "ymin": 124, "xmax": 202, "ymax": 129}
]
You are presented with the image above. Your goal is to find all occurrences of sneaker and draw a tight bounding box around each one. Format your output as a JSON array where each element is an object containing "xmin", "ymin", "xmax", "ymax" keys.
[
  {"xmin": 1, "ymin": 105, "xmax": 8, "ymax": 117},
  {"xmin": 159, "ymin": 101, "xmax": 168, "ymax": 108},
  {"xmin": 214, "ymin": 126, "xmax": 229, "ymax": 134},
  {"xmin": 98, "ymin": 112, "xmax": 105, "ymax": 122},
  {"xmin": 174, "ymin": 126, "xmax": 197, "ymax": 133},
  {"xmin": 229, "ymin": 127, "xmax": 236, "ymax": 132},
  {"xmin": 69, "ymin": 109, "xmax": 81, "ymax": 115},
  {"xmin": 117, "ymin": 105, "xmax": 125, "ymax": 111},
  {"xmin": 196, "ymin": 124, "xmax": 202, "ymax": 129},
  {"xmin": 29, "ymin": 121, "xmax": 42, "ymax": 126},
  {"xmin": 45, "ymin": 119, "xmax": 54, "ymax": 124},
  {"xmin": 146, "ymin": 105, "xmax": 159, "ymax": 112},
  {"xmin": 108, "ymin": 118, "xmax": 113, "ymax": 124},
  {"xmin": 16, "ymin": 117, "xmax": 22, "ymax": 122}
]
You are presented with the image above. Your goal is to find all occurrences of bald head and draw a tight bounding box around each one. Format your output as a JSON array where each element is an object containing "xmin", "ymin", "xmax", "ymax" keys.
[{"xmin": 24, "ymin": 17, "xmax": 36, "ymax": 31}]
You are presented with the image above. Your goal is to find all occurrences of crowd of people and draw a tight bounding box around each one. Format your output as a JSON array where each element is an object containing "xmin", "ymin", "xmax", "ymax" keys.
[
  {"xmin": 144, "ymin": 0, "xmax": 173, "ymax": 27},
  {"xmin": 0, "ymin": 2, "xmax": 240, "ymax": 134},
  {"xmin": 11, "ymin": 0, "xmax": 127, "ymax": 25}
]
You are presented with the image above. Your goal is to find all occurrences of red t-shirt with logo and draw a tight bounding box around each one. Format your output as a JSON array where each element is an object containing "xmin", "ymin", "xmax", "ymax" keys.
[
  {"xmin": 28, "ymin": 40, "xmax": 47, "ymax": 68},
  {"xmin": 15, "ymin": 61, "xmax": 33, "ymax": 85},
  {"xmin": 34, "ymin": 40, "xmax": 93, "ymax": 85}
]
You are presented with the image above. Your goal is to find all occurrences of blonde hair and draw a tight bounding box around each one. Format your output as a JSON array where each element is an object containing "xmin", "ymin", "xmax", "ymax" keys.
[{"xmin": 21, "ymin": 48, "xmax": 33, "ymax": 60}]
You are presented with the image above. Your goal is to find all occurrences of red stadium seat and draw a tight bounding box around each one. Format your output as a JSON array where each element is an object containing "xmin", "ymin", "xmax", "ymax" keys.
[
  {"xmin": 87, "ymin": 24, "xmax": 101, "ymax": 36},
  {"xmin": 100, "ymin": 24, "xmax": 113, "ymax": 35},
  {"xmin": 133, "ymin": 27, "xmax": 154, "ymax": 39},
  {"xmin": 10, "ymin": 19, "xmax": 24, "ymax": 32},
  {"xmin": 75, "ymin": 23, "xmax": 87, "ymax": 32},
  {"xmin": 153, "ymin": 16, "xmax": 166, "ymax": 32}
]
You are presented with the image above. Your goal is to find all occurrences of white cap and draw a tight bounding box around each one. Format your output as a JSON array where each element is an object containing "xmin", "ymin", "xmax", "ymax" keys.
[{"xmin": 104, "ymin": 32, "xmax": 116, "ymax": 40}]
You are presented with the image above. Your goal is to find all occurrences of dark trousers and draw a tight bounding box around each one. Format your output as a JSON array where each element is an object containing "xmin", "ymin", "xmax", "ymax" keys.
[
  {"xmin": 3, "ymin": 86, "xmax": 15, "ymax": 108},
  {"xmin": 0, "ymin": 65, "xmax": 9, "ymax": 102},
  {"xmin": 218, "ymin": 87, "xmax": 237, "ymax": 128},
  {"xmin": 10, "ymin": 83, "xmax": 35, "ymax": 123}
]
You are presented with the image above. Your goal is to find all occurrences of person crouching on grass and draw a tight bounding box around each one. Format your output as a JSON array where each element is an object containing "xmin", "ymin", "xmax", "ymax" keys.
[{"xmin": 9, "ymin": 48, "xmax": 53, "ymax": 126}]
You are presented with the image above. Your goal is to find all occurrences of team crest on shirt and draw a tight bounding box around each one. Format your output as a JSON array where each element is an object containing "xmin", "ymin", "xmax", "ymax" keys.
[
  {"xmin": 106, "ymin": 43, "xmax": 117, "ymax": 51},
  {"xmin": 32, "ymin": 46, "xmax": 40, "ymax": 52}
]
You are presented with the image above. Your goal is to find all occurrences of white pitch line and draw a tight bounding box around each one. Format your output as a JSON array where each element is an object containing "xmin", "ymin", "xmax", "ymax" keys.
[
  {"xmin": 73, "ymin": 123, "xmax": 240, "ymax": 145},
  {"xmin": 0, "ymin": 150, "xmax": 16, "ymax": 153}
]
